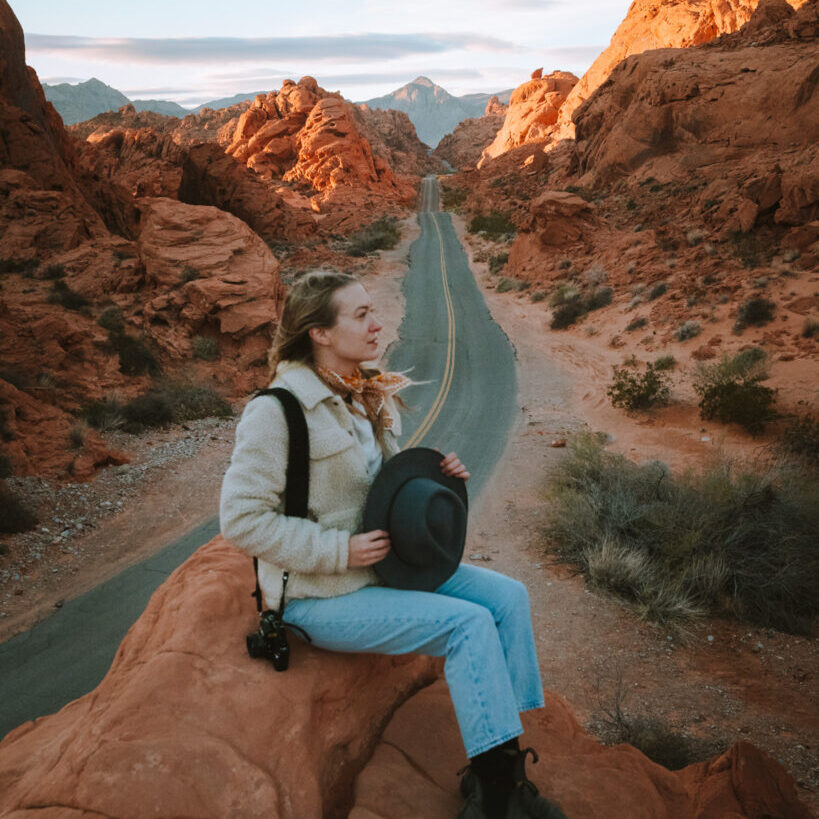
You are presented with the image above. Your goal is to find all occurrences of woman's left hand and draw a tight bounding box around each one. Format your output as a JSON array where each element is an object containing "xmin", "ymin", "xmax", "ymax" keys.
[{"xmin": 436, "ymin": 449, "xmax": 470, "ymax": 481}]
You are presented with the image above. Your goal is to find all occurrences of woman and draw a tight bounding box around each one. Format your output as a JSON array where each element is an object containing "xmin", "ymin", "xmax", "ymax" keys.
[{"xmin": 220, "ymin": 270, "xmax": 566, "ymax": 819}]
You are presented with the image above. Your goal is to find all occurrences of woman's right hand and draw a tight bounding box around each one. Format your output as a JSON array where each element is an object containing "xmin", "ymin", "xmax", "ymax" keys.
[{"xmin": 348, "ymin": 530, "xmax": 391, "ymax": 568}]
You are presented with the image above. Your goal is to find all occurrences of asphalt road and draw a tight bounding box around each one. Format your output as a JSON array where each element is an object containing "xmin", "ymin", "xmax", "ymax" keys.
[{"xmin": 0, "ymin": 175, "xmax": 518, "ymax": 738}]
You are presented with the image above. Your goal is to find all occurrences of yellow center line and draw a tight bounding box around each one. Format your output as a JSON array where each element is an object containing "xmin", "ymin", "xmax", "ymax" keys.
[{"xmin": 403, "ymin": 178, "xmax": 457, "ymax": 449}]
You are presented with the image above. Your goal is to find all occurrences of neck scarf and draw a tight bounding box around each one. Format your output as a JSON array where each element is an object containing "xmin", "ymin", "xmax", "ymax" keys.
[{"xmin": 315, "ymin": 365, "xmax": 412, "ymax": 430}]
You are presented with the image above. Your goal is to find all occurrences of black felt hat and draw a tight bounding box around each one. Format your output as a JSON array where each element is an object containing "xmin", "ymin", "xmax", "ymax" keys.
[{"xmin": 363, "ymin": 447, "xmax": 468, "ymax": 591}]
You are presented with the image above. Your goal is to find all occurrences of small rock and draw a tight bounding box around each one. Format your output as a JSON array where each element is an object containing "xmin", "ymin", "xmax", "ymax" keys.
[
  {"xmin": 707, "ymin": 635, "xmax": 714, "ymax": 642},
  {"xmin": 55, "ymin": 600, "xmax": 64, "ymax": 608},
  {"xmin": 550, "ymin": 439, "xmax": 566, "ymax": 448}
]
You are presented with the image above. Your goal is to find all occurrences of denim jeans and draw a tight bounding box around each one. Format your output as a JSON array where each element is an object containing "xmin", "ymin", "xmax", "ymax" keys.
[{"xmin": 284, "ymin": 564, "xmax": 545, "ymax": 758}]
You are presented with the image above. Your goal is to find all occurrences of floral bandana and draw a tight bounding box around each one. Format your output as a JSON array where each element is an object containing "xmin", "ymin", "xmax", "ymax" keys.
[{"xmin": 315, "ymin": 366, "xmax": 413, "ymax": 429}]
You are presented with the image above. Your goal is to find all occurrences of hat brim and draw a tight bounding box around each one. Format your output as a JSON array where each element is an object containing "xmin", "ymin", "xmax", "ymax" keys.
[{"xmin": 364, "ymin": 447, "xmax": 468, "ymax": 591}]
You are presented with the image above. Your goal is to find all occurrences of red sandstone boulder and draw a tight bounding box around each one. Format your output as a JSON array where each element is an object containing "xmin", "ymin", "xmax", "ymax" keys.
[
  {"xmin": 0, "ymin": 537, "xmax": 441, "ymax": 818},
  {"xmin": 478, "ymin": 71, "xmax": 578, "ymax": 167},
  {"xmin": 350, "ymin": 679, "xmax": 812, "ymax": 819}
]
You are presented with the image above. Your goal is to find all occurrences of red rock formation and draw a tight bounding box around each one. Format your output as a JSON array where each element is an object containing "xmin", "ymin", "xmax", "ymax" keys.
[
  {"xmin": 551, "ymin": 0, "xmax": 771, "ymax": 144},
  {"xmin": 0, "ymin": 537, "xmax": 440, "ymax": 819},
  {"xmin": 478, "ymin": 70, "xmax": 578, "ymax": 167},
  {"xmin": 434, "ymin": 97, "xmax": 508, "ymax": 171},
  {"xmin": 69, "ymin": 103, "xmax": 179, "ymax": 141},
  {"xmin": 572, "ymin": 0, "xmax": 819, "ymax": 234},
  {"xmin": 350, "ymin": 679, "xmax": 812, "ymax": 818}
]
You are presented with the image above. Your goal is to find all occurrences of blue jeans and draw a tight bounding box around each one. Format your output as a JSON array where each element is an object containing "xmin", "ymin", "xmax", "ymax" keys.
[{"xmin": 284, "ymin": 564, "xmax": 545, "ymax": 758}]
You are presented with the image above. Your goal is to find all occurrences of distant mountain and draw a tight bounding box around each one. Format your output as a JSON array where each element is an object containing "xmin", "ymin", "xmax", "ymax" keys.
[
  {"xmin": 191, "ymin": 92, "xmax": 265, "ymax": 113},
  {"xmin": 360, "ymin": 77, "xmax": 513, "ymax": 148},
  {"xmin": 42, "ymin": 78, "xmax": 130, "ymax": 125},
  {"xmin": 132, "ymin": 99, "xmax": 189, "ymax": 117}
]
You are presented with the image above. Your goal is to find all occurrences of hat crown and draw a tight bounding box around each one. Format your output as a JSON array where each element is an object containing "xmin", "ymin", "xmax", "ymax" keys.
[{"xmin": 389, "ymin": 478, "xmax": 464, "ymax": 568}]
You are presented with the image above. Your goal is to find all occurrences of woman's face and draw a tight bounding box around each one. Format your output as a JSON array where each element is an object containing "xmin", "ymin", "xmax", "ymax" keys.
[{"xmin": 311, "ymin": 283, "xmax": 383, "ymax": 370}]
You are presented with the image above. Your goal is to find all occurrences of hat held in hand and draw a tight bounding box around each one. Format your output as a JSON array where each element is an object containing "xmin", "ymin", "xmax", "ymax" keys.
[{"xmin": 364, "ymin": 447, "xmax": 468, "ymax": 591}]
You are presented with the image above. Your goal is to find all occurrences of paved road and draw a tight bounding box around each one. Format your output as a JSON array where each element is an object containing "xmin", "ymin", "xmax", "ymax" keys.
[{"xmin": 0, "ymin": 175, "xmax": 518, "ymax": 738}]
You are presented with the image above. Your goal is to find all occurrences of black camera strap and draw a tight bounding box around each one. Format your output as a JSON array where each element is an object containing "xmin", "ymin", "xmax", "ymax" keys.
[{"xmin": 251, "ymin": 388, "xmax": 309, "ymax": 621}]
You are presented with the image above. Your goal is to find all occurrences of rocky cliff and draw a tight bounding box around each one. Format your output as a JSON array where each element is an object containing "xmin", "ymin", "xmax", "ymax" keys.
[{"xmin": 434, "ymin": 96, "xmax": 509, "ymax": 170}]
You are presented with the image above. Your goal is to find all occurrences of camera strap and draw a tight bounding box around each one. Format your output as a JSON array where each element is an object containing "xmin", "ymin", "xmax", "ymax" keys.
[{"xmin": 251, "ymin": 388, "xmax": 310, "ymax": 617}]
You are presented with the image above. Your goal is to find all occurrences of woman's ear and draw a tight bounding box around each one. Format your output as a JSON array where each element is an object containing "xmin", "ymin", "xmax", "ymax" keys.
[{"xmin": 309, "ymin": 326, "xmax": 329, "ymax": 347}]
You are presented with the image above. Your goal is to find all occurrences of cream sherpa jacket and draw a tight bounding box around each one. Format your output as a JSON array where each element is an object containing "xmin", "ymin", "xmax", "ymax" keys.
[{"xmin": 219, "ymin": 360, "xmax": 402, "ymax": 606}]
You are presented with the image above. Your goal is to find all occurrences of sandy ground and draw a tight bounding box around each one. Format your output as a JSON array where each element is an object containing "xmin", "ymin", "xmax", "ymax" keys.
[{"xmin": 1, "ymin": 210, "xmax": 816, "ymax": 808}]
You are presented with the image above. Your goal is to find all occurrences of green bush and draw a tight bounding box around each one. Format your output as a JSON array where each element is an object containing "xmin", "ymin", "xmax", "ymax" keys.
[
  {"xmin": 82, "ymin": 397, "xmax": 125, "ymax": 432},
  {"xmin": 120, "ymin": 382, "xmax": 232, "ymax": 433},
  {"xmin": 467, "ymin": 212, "xmax": 516, "ymax": 241},
  {"xmin": 48, "ymin": 280, "xmax": 89, "ymax": 312},
  {"xmin": 802, "ymin": 318, "xmax": 819, "ymax": 339},
  {"xmin": 108, "ymin": 330, "xmax": 160, "ymax": 376},
  {"xmin": 648, "ymin": 282, "xmax": 667, "ymax": 300},
  {"xmin": 488, "ymin": 252, "xmax": 509, "ymax": 275},
  {"xmin": 626, "ymin": 317, "xmax": 648, "ymax": 332},
  {"xmin": 674, "ymin": 320, "xmax": 702, "ymax": 341},
  {"xmin": 653, "ymin": 355, "xmax": 676, "ymax": 371},
  {"xmin": 587, "ymin": 286, "xmax": 613, "ymax": 310},
  {"xmin": 191, "ymin": 335, "xmax": 220, "ymax": 361},
  {"xmin": 551, "ymin": 299, "xmax": 587, "ymax": 330},
  {"xmin": 781, "ymin": 414, "xmax": 819, "ymax": 469},
  {"xmin": 693, "ymin": 350, "xmax": 777, "ymax": 434},
  {"xmin": 530, "ymin": 290, "xmax": 547, "ymax": 303},
  {"xmin": 607, "ymin": 363, "xmax": 670, "ymax": 411},
  {"xmin": 0, "ymin": 485, "xmax": 38, "ymax": 533},
  {"xmin": 550, "ymin": 285, "xmax": 613, "ymax": 330},
  {"xmin": 545, "ymin": 433, "xmax": 819, "ymax": 633},
  {"xmin": 98, "ymin": 307, "xmax": 125, "ymax": 334},
  {"xmin": 348, "ymin": 218, "xmax": 401, "ymax": 256},
  {"xmin": 734, "ymin": 297, "xmax": 775, "ymax": 332}
]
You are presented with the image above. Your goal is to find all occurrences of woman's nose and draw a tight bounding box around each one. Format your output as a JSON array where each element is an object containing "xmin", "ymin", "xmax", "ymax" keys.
[{"xmin": 370, "ymin": 316, "xmax": 382, "ymax": 331}]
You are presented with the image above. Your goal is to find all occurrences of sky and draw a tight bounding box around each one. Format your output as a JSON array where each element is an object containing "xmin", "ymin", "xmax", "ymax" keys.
[{"xmin": 15, "ymin": 0, "xmax": 630, "ymax": 108}]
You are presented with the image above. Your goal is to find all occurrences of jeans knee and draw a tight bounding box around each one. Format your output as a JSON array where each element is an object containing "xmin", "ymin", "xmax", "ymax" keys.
[{"xmin": 456, "ymin": 604, "xmax": 498, "ymax": 644}]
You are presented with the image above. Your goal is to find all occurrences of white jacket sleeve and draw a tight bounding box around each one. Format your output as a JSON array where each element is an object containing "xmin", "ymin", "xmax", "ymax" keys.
[{"xmin": 219, "ymin": 396, "xmax": 350, "ymax": 574}]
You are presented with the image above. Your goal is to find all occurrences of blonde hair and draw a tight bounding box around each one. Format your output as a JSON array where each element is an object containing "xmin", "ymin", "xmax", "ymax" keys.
[{"xmin": 267, "ymin": 269, "xmax": 406, "ymax": 444}]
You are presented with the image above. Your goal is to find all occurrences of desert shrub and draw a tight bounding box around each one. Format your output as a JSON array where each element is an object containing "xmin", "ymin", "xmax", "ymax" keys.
[
  {"xmin": 496, "ymin": 277, "xmax": 525, "ymax": 293},
  {"xmin": 551, "ymin": 299, "xmax": 587, "ymax": 330},
  {"xmin": 728, "ymin": 230, "xmax": 769, "ymax": 269},
  {"xmin": 734, "ymin": 297, "xmax": 775, "ymax": 332},
  {"xmin": 693, "ymin": 349, "xmax": 777, "ymax": 434},
  {"xmin": 802, "ymin": 318, "xmax": 819, "ymax": 339},
  {"xmin": 653, "ymin": 355, "xmax": 676, "ymax": 371},
  {"xmin": 674, "ymin": 320, "xmax": 702, "ymax": 341},
  {"xmin": 550, "ymin": 284, "xmax": 613, "ymax": 330},
  {"xmin": 558, "ymin": 258, "xmax": 572, "ymax": 270},
  {"xmin": 582, "ymin": 263, "xmax": 607, "ymax": 287},
  {"xmin": 626, "ymin": 317, "xmax": 648, "ymax": 332},
  {"xmin": 440, "ymin": 186, "xmax": 467, "ymax": 210},
  {"xmin": 488, "ymin": 252, "xmax": 509, "ymax": 275},
  {"xmin": 467, "ymin": 212, "xmax": 516, "ymax": 241},
  {"xmin": 781, "ymin": 414, "xmax": 819, "ymax": 469},
  {"xmin": 544, "ymin": 433, "xmax": 819, "ymax": 633},
  {"xmin": 108, "ymin": 330, "xmax": 160, "ymax": 376},
  {"xmin": 607, "ymin": 363, "xmax": 670, "ymax": 411},
  {"xmin": 530, "ymin": 290, "xmax": 547, "ymax": 303},
  {"xmin": 0, "ymin": 258, "xmax": 38, "ymax": 275},
  {"xmin": 98, "ymin": 307, "xmax": 125, "ymax": 334},
  {"xmin": 69, "ymin": 423, "xmax": 86, "ymax": 450},
  {"xmin": 120, "ymin": 382, "xmax": 232, "ymax": 433},
  {"xmin": 48, "ymin": 280, "xmax": 89, "ymax": 312},
  {"xmin": 587, "ymin": 286, "xmax": 613, "ymax": 310},
  {"xmin": 348, "ymin": 218, "xmax": 401, "ymax": 256},
  {"xmin": 82, "ymin": 397, "xmax": 125, "ymax": 432},
  {"xmin": 191, "ymin": 335, "xmax": 220, "ymax": 361},
  {"xmin": 648, "ymin": 282, "xmax": 667, "ymax": 300},
  {"xmin": 0, "ymin": 485, "xmax": 38, "ymax": 533}
]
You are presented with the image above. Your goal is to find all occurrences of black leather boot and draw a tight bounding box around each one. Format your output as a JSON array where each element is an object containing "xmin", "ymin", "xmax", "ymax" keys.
[{"xmin": 504, "ymin": 748, "xmax": 568, "ymax": 819}]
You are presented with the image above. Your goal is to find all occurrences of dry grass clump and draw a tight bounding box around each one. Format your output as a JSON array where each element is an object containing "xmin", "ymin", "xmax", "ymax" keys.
[
  {"xmin": 607, "ymin": 363, "xmax": 670, "ymax": 411},
  {"xmin": 544, "ymin": 433, "xmax": 819, "ymax": 634},
  {"xmin": 347, "ymin": 218, "xmax": 401, "ymax": 256}
]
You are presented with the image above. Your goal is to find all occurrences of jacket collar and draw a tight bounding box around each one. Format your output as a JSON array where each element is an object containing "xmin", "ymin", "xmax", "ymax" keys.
[{"xmin": 272, "ymin": 360, "xmax": 336, "ymax": 411}]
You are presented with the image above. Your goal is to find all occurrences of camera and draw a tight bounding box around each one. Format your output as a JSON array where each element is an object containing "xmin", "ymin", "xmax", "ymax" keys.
[{"xmin": 246, "ymin": 609, "xmax": 290, "ymax": 671}]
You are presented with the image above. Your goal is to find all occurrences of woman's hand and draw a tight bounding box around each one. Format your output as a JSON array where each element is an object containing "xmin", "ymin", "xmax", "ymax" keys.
[
  {"xmin": 348, "ymin": 530, "xmax": 391, "ymax": 568},
  {"xmin": 436, "ymin": 448, "xmax": 471, "ymax": 481}
]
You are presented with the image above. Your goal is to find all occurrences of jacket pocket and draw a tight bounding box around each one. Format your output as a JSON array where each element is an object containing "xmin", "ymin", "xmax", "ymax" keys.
[{"xmin": 310, "ymin": 428, "xmax": 355, "ymax": 460}]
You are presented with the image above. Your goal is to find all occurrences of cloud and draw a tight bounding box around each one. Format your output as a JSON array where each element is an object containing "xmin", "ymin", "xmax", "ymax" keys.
[
  {"xmin": 205, "ymin": 67, "xmax": 484, "ymax": 86},
  {"xmin": 40, "ymin": 75, "xmax": 87, "ymax": 85},
  {"xmin": 25, "ymin": 32, "xmax": 518, "ymax": 64}
]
